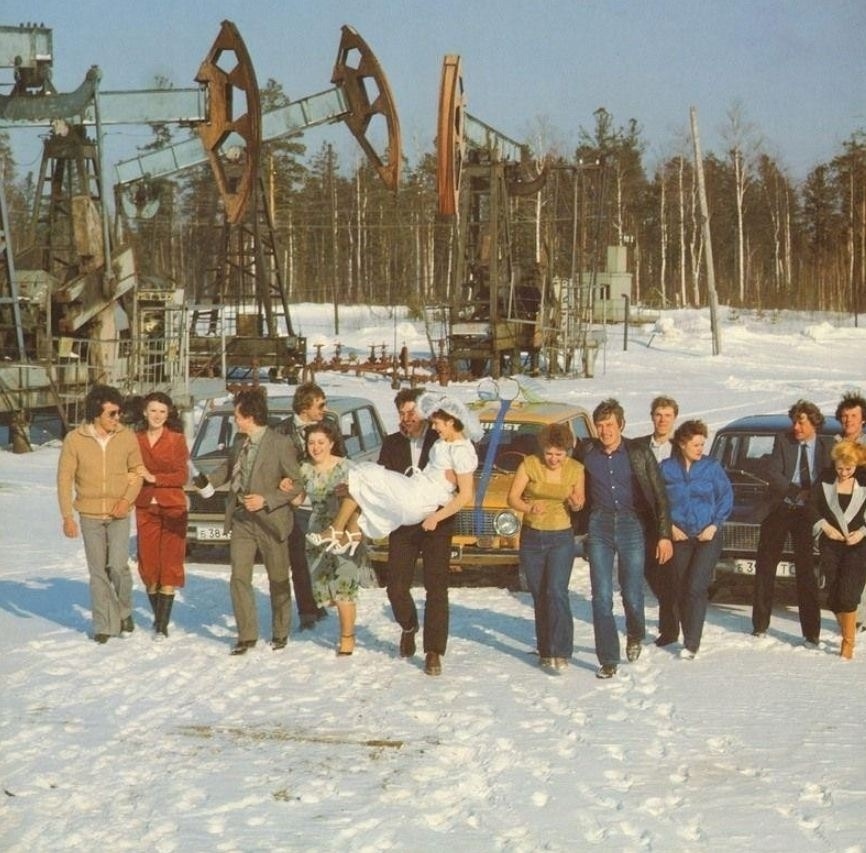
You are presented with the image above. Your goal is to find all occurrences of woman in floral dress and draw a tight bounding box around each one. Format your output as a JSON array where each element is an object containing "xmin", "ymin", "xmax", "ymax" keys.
[{"xmin": 296, "ymin": 421, "xmax": 370, "ymax": 655}]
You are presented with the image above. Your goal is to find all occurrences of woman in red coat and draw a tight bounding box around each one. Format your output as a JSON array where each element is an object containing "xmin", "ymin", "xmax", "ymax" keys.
[{"xmin": 135, "ymin": 392, "xmax": 189, "ymax": 638}]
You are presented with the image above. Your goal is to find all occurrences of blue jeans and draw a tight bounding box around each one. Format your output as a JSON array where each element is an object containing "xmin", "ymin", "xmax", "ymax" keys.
[
  {"xmin": 586, "ymin": 510, "xmax": 646, "ymax": 665},
  {"xmin": 670, "ymin": 534, "xmax": 723, "ymax": 652},
  {"xmin": 519, "ymin": 527, "xmax": 575, "ymax": 658}
]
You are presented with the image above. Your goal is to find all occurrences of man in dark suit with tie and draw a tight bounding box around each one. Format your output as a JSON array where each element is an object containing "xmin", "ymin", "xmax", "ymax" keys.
[
  {"xmin": 751, "ymin": 399, "xmax": 832, "ymax": 644},
  {"xmin": 274, "ymin": 382, "xmax": 331, "ymax": 629},
  {"xmin": 378, "ymin": 387, "xmax": 453, "ymax": 675},
  {"xmin": 633, "ymin": 395, "xmax": 679, "ymax": 644},
  {"xmin": 202, "ymin": 387, "xmax": 302, "ymax": 655}
]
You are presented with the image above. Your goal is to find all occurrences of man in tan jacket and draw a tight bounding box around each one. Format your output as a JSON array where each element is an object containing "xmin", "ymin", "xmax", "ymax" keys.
[{"xmin": 57, "ymin": 385, "xmax": 143, "ymax": 643}]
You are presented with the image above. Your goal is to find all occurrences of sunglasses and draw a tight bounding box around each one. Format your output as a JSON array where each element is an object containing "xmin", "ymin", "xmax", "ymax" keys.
[{"xmin": 104, "ymin": 409, "xmax": 121, "ymax": 419}]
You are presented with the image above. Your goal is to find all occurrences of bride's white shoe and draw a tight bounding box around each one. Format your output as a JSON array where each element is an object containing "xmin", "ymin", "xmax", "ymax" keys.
[
  {"xmin": 329, "ymin": 530, "xmax": 362, "ymax": 556},
  {"xmin": 306, "ymin": 525, "xmax": 341, "ymax": 549}
]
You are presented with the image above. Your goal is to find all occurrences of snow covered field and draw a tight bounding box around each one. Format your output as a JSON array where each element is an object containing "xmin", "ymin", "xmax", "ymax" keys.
[{"xmin": 2, "ymin": 306, "xmax": 865, "ymax": 851}]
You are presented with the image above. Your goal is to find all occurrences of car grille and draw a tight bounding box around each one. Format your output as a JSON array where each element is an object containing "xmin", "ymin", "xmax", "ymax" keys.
[
  {"xmin": 187, "ymin": 490, "xmax": 226, "ymax": 514},
  {"xmin": 455, "ymin": 509, "xmax": 498, "ymax": 537},
  {"xmin": 723, "ymin": 522, "xmax": 793, "ymax": 556}
]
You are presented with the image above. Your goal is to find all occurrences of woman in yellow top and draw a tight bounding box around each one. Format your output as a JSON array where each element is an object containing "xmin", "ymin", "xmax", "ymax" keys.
[{"xmin": 508, "ymin": 423, "xmax": 585, "ymax": 670}]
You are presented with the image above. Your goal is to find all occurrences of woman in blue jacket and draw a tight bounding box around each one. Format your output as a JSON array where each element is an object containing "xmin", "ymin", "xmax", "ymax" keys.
[{"xmin": 660, "ymin": 420, "xmax": 733, "ymax": 658}]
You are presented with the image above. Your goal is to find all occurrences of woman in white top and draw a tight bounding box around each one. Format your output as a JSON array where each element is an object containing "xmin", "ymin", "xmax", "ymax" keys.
[{"xmin": 308, "ymin": 393, "xmax": 481, "ymax": 554}]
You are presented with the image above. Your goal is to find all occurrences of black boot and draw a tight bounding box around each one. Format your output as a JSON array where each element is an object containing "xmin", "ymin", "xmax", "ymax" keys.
[
  {"xmin": 148, "ymin": 592, "xmax": 159, "ymax": 627},
  {"xmin": 154, "ymin": 592, "xmax": 174, "ymax": 639}
]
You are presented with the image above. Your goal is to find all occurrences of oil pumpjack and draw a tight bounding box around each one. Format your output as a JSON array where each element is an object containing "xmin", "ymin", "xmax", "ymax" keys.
[{"xmin": 0, "ymin": 20, "xmax": 400, "ymax": 441}]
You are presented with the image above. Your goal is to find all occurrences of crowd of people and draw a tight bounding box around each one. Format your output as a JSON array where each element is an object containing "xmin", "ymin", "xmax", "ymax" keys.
[{"xmin": 56, "ymin": 382, "xmax": 866, "ymax": 677}]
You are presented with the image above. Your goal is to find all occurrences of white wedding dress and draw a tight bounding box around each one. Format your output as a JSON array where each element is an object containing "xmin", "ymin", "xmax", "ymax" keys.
[{"xmin": 347, "ymin": 438, "xmax": 478, "ymax": 539}]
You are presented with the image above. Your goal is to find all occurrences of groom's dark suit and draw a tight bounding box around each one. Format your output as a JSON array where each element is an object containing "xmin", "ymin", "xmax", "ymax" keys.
[{"xmin": 379, "ymin": 425, "xmax": 454, "ymax": 656}]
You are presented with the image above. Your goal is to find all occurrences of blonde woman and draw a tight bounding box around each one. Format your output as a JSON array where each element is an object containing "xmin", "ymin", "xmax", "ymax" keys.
[{"xmin": 812, "ymin": 441, "xmax": 866, "ymax": 659}]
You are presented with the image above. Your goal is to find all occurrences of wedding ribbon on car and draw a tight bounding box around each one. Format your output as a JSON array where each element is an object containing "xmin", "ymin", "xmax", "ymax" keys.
[{"xmin": 473, "ymin": 378, "xmax": 521, "ymax": 536}]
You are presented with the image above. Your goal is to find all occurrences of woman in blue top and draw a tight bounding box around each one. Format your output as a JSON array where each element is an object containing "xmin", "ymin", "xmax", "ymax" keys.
[{"xmin": 660, "ymin": 420, "xmax": 733, "ymax": 658}]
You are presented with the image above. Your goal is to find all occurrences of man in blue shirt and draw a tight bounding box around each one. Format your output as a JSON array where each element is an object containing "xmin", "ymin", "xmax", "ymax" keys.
[{"xmin": 579, "ymin": 399, "xmax": 673, "ymax": 678}]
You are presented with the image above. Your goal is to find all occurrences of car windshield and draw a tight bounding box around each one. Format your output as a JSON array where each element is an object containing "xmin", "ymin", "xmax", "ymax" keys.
[
  {"xmin": 192, "ymin": 411, "xmax": 289, "ymax": 459},
  {"xmin": 476, "ymin": 423, "xmax": 542, "ymax": 472},
  {"xmin": 711, "ymin": 432, "xmax": 776, "ymax": 483}
]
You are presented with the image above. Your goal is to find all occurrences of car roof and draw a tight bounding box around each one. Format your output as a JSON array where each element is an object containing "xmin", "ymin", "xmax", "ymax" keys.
[
  {"xmin": 715, "ymin": 413, "xmax": 842, "ymax": 435},
  {"xmin": 202, "ymin": 395, "xmax": 373, "ymax": 417},
  {"xmin": 473, "ymin": 400, "xmax": 591, "ymax": 425},
  {"xmin": 322, "ymin": 396, "xmax": 380, "ymax": 415}
]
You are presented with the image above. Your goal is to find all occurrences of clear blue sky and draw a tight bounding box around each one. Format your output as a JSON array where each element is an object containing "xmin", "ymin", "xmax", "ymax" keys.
[{"xmin": 2, "ymin": 0, "xmax": 864, "ymax": 181}]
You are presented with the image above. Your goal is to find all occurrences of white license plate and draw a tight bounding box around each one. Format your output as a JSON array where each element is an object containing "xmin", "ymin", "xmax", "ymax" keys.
[
  {"xmin": 734, "ymin": 559, "xmax": 794, "ymax": 577},
  {"xmin": 196, "ymin": 525, "xmax": 230, "ymax": 542}
]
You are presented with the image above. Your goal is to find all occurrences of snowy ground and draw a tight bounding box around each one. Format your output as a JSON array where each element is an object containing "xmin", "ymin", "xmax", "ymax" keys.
[{"xmin": 2, "ymin": 305, "xmax": 865, "ymax": 852}]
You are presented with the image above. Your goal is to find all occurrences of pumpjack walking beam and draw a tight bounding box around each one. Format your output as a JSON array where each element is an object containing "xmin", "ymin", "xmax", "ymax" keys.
[{"xmin": 115, "ymin": 25, "xmax": 401, "ymax": 195}]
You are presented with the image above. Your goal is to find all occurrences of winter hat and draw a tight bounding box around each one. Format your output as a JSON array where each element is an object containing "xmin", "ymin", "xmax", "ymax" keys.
[{"xmin": 417, "ymin": 392, "xmax": 483, "ymax": 441}]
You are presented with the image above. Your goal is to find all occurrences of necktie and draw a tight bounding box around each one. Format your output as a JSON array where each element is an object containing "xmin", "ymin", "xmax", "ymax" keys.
[
  {"xmin": 798, "ymin": 443, "xmax": 811, "ymax": 490},
  {"xmin": 231, "ymin": 440, "xmax": 251, "ymax": 495}
]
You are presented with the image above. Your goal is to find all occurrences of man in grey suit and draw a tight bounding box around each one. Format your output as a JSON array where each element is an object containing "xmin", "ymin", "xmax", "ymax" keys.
[
  {"xmin": 751, "ymin": 399, "xmax": 833, "ymax": 644},
  {"xmin": 201, "ymin": 387, "xmax": 302, "ymax": 655}
]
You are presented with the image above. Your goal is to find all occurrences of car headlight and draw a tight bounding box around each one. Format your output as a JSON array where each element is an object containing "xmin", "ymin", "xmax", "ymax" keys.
[{"xmin": 494, "ymin": 510, "xmax": 520, "ymax": 536}]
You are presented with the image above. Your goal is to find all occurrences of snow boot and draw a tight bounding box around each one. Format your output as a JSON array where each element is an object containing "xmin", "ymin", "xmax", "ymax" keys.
[
  {"xmin": 837, "ymin": 611, "xmax": 856, "ymax": 659},
  {"xmin": 154, "ymin": 592, "xmax": 174, "ymax": 639},
  {"xmin": 148, "ymin": 592, "xmax": 159, "ymax": 627}
]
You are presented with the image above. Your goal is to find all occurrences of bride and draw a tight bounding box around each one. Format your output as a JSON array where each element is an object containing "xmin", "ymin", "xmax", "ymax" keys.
[{"xmin": 308, "ymin": 392, "xmax": 481, "ymax": 554}]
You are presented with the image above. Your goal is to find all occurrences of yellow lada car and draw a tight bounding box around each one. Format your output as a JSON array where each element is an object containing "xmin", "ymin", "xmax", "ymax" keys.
[{"xmin": 369, "ymin": 398, "xmax": 595, "ymax": 588}]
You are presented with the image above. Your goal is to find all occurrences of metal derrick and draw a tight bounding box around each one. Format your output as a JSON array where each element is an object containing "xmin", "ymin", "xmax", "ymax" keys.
[{"xmin": 0, "ymin": 20, "xmax": 403, "ymax": 441}]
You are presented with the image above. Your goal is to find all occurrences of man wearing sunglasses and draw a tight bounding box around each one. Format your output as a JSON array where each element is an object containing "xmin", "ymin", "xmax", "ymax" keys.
[{"xmin": 57, "ymin": 384, "xmax": 143, "ymax": 643}]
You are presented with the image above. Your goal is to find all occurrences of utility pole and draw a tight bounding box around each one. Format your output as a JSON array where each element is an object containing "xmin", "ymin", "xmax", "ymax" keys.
[
  {"xmin": 327, "ymin": 142, "xmax": 340, "ymax": 335},
  {"xmin": 690, "ymin": 107, "xmax": 722, "ymax": 355}
]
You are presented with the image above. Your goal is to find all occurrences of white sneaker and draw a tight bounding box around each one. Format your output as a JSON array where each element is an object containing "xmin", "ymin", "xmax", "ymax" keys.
[{"xmin": 679, "ymin": 648, "xmax": 696, "ymax": 660}]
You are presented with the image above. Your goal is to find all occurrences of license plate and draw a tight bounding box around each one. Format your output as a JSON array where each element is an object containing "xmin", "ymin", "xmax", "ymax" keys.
[
  {"xmin": 734, "ymin": 559, "xmax": 794, "ymax": 577},
  {"xmin": 196, "ymin": 525, "xmax": 230, "ymax": 542}
]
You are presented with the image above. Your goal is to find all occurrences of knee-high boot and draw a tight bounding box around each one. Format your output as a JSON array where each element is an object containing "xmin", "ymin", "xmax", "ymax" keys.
[
  {"xmin": 154, "ymin": 592, "xmax": 175, "ymax": 639},
  {"xmin": 148, "ymin": 592, "xmax": 159, "ymax": 626},
  {"xmin": 837, "ymin": 611, "xmax": 856, "ymax": 659}
]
